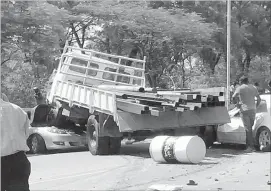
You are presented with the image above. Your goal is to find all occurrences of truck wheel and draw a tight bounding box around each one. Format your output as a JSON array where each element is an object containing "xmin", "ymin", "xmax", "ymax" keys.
[
  {"xmin": 201, "ymin": 126, "xmax": 216, "ymax": 148},
  {"xmin": 109, "ymin": 137, "xmax": 122, "ymax": 154},
  {"xmin": 86, "ymin": 116, "xmax": 109, "ymax": 155}
]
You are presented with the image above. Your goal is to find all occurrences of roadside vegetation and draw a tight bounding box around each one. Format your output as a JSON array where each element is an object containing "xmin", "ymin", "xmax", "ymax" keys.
[{"xmin": 1, "ymin": 0, "xmax": 270, "ymax": 107}]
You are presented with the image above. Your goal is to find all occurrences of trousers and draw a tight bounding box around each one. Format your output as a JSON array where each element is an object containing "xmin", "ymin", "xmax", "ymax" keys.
[
  {"xmin": 240, "ymin": 109, "xmax": 256, "ymax": 147},
  {"xmin": 1, "ymin": 151, "xmax": 31, "ymax": 191}
]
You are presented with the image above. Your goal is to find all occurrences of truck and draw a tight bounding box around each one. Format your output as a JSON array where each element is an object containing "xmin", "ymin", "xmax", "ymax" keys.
[{"xmin": 42, "ymin": 44, "xmax": 230, "ymax": 155}]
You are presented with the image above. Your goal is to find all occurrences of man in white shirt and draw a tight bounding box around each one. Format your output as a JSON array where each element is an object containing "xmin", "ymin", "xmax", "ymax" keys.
[{"xmin": 1, "ymin": 93, "xmax": 31, "ymax": 191}]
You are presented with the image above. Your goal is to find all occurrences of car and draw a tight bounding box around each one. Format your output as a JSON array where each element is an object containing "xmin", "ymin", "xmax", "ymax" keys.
[
  {"xmin": 25, "ymin": 104, "xmax": 87, "ymax": 154},
  {"xmin": 217, "ymin": 94, "xmax": 271, "ymax": 151}
]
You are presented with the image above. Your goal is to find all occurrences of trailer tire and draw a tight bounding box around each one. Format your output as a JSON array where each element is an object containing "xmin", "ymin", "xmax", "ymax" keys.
[
  {"xmin": 86, "ymin": 116, "xmax": 109, "ymax": 155},
  {"xmin": 109, "ymin": 137, "xmax": 122, "ymax": 154}
]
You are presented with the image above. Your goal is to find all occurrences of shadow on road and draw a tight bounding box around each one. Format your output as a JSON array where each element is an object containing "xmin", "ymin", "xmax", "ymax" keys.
[
  {"xmin": 118, "ymin": 142, "xmax": 253, "ymax": 160},
  {"xmin": 120, "ymin": 142, "xmax": 151, "ymax": 158},
  {"xmin": 27, "ymin": 147, "xmax": 88, "ymax": 157}
]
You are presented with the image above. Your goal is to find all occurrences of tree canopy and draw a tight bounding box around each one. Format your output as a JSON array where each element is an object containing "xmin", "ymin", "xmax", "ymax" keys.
[{"xmin": 1, "ymin": 0, "xmax": 270, "ymax": 107}]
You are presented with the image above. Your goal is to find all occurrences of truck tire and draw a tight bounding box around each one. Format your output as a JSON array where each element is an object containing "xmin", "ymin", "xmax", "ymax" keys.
[
  {"xmin": 86, "ymin": 115, "xmax": 110, "ymax": 155},
  {"xmin": 109, "ymin": 137, "xmax": 122, "ymax": 154},
  {"xmin": 201, "ymin": 126, "xmax": 216, "ymax": 148}
]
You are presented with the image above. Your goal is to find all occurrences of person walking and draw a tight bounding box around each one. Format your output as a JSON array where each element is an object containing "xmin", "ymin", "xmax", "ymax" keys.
[
  {"xmin": 232, "ymin": 76, "xmax": 261, "ymax": 152},
  {"xmin": 1, "ymin": 93, "xmax": 31, "ymax": 191}
]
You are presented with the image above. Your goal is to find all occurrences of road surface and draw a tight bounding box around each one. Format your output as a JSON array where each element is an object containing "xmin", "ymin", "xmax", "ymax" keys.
[{"xmin": 28, "ymin": 142, "xmax": 270, "ymax": 190}]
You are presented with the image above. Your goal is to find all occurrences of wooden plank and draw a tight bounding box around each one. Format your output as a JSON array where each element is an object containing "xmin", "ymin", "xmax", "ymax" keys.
[
  {"xmin": 219, "ymin": 96, "xmax": 225, "ymax": 102},
  {"xmin": 201, "ymin": 95, "xmax": 208, "ymax": 102},
  {"xmin": 148, "ymin": 107, "xmax": 164, "ymax": 117},
  {"xmin": 207, "ymin": 95, "xmax": 214, "ymax": 102},
  {"xmin": 175, "ymin": 107, "xmax": 185, "ymax": 112},
  {"xmin": 116, "ymin": 99, "xmax": 149, "ymax": 114},
  {"xmin": 162, "ymin": 105, "xmax": 175, "ymax": 112},
  {"xmin": 113, "ymin": 89, "xmax": 171, "ymax": 102},
  {"xmin": 149, "ymin": 107, "xmax": 182, "ymax": 117},
  {"xmin": 159, "ymin": 95, "xmax": 180, "ymax": 102},
  {"xmin": 186, "ymin": 102, "xmax": 202, "ymax": 108},
  {"xmin": 161, "ymin": 102, "xmax": 178, "ymax": 107},
  {"xmin": 177, "ymin": 104, "xmax": 195, "ymax": 110},
  {"xmin": 178, "ymin": 94, "xmax": 194, "ymax": 101},
  {"xmin": 138, "ymin": 99, "xmax": 164, "ymax": 106}
]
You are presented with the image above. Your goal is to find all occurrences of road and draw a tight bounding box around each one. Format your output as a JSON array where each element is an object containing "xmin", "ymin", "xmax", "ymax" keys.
[{"xmin": 28, "ymin": 142, "xmax": 271, "ymax": 191}]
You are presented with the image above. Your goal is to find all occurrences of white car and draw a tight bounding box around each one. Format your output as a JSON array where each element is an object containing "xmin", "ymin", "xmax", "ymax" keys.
[
  {"xmin": 25, "ymin": 104, "xmax": 87, "ymax": 154},
  {"xmin": 217, "ymin": 94, "xmax": 271, "ymax": 151}
]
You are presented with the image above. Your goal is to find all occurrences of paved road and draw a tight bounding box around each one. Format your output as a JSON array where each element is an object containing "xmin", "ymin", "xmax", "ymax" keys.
[{"xmin": 28, "ymin": 142, "xmax": 270, "ymax": 190}]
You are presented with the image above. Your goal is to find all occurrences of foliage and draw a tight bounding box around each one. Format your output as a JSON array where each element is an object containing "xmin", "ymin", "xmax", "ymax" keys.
[{"xmin": 1, "ymin": 0, "xmax": 270, "ymax": 107}]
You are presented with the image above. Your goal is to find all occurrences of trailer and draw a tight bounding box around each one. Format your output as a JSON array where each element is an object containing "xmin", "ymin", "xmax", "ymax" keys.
[{"xmin": 45, "ymin": 44, "xmax": 230, "ymax": 155}]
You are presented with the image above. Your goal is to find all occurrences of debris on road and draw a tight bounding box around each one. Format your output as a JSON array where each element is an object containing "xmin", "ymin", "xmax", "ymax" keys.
[
  {"xmin": 147, "ymin": 184, "xmax": 183, "ymax": 191},
  {"xmin": 267, "ymin": 181, "xmax": 271, "ymax": 185},
  {"xmin": 187, "ymin": 180, "xmax": 198, "ymax": 186}
]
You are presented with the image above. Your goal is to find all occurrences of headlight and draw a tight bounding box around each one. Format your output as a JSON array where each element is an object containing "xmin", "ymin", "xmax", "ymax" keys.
[{"xmin": 47, "ymin": 127, "xmax": 67, "ymax": 134}]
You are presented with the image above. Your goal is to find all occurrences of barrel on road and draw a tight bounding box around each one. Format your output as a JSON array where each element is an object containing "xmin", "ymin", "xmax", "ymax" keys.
[{"xmin": 149, "ymin": 136, "xmax": 206, "ymax": 164}]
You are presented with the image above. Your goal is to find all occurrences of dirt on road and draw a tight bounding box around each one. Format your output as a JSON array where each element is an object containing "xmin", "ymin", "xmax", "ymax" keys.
[{"xmin": 28, "ymin": 142, "xmax": 271, "ymax": 191}]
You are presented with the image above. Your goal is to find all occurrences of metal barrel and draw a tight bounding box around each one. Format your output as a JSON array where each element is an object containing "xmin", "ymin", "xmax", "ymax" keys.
[{"xmin": 149, "ymin": 135, "xmax": 206, "ymax": 164}]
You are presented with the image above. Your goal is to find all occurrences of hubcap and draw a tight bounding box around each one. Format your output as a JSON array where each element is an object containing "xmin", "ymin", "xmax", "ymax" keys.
[
  {"xmin": 259, "ymin": 130, "xmax": 271, "ymax": 148},
  {"xmin": 32, "ymin": 136, "xmax": 39, "ymax": 153}
]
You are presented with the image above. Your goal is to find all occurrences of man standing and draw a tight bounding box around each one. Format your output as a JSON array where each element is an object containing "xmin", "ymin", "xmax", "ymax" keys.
[
  {"xmin": 232, "ymin": 76, "xmax": 261, "ymax": 152},
  {"xmin": 1, "ymin": 93, "xmax": 31, "ymax": 191},
  {"xmin": 33, "ymin": 87, "xmax": 46, "ymax": 105}
]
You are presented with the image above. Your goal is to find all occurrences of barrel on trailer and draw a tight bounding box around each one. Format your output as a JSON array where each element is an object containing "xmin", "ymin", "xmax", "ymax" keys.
[{"xmin": 149, "ymin": 136, "xmax": 206, "ymax": 164}]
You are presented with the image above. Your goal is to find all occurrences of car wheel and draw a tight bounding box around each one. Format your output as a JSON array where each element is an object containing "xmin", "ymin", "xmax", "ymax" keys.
[
  {"xmin": 256, "ymin": 127, "xmax": 271, "ymax": 152},
  {"xmin": 28, "ymin": 134, "xmax": 47, "ymax": 154},
  {"xmin": 86, "ymin": 115, "xmax": 109, "ymax": 155}
]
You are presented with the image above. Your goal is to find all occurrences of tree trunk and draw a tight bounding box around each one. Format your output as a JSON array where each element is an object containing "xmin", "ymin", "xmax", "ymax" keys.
[
  {"xmin": 147, "ymin": 72, "xmax": 157, "ymax": 88},
  {"xmin": 126, "ymin": 47, "xmax": 139, "ymax": 66},
  {"xmin": 244, "ymin": 50, "xmax": 251, "ymax": 75},
  {"xmin": 70, "ymin": 23, "xmax": 85, "ymax": 54},
  {"xmin": 105, "ymin": 36, "xmax": 111, "ymax": 54},
  {"xmin": 181, "ymin": 60, "xmax": 185, "ymax": 88}
]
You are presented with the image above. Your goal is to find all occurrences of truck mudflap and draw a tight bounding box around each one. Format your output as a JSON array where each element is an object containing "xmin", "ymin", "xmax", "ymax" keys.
[{"xmin": 116, "ymin": 106, "xmax": 230, "ymax": 132}]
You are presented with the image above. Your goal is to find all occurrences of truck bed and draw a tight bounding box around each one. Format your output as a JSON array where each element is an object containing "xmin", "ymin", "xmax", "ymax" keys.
[{"xmin": 49, "ymin": 79, "xmax": 230, "ymax": 132}]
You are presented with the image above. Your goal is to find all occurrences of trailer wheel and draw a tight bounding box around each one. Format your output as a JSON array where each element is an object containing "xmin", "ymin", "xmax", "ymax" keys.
[
  {"xmin": 86, "ymin": 116, "xmax": 109, "ymax": 155},
  {"xmin": 109, "ymin": 137, "xmax": 122, "ymax": 154}
]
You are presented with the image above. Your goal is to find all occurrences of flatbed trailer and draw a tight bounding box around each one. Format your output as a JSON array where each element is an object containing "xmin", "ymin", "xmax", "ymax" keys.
[{"xmin": 46, "ymin": 44, "xmax": 230, "ymax": 155}]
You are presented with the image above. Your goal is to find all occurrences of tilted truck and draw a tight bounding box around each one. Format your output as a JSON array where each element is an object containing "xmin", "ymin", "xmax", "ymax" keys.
[{"xmin": 44, "ymin": 44, "xmax": 230, "ymax": 155}]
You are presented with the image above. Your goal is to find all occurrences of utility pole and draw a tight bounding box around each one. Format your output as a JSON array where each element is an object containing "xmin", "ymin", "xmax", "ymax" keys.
[{"xmin": 226, "ymin": 0, "xmax": 231, "ymax": 110}]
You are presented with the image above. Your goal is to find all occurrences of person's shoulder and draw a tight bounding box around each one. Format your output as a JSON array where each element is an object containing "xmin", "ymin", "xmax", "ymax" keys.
[
  {"xmin": 248, "ymin": 84, "xmax": 257, "ymax": 90},
  {"xmin": 235, "ymin": 84, "xmax": 243, "ymax": 91},
  {"xmin": 10, "ymin": 103, "xmax": 27, "ymax": 115}
]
